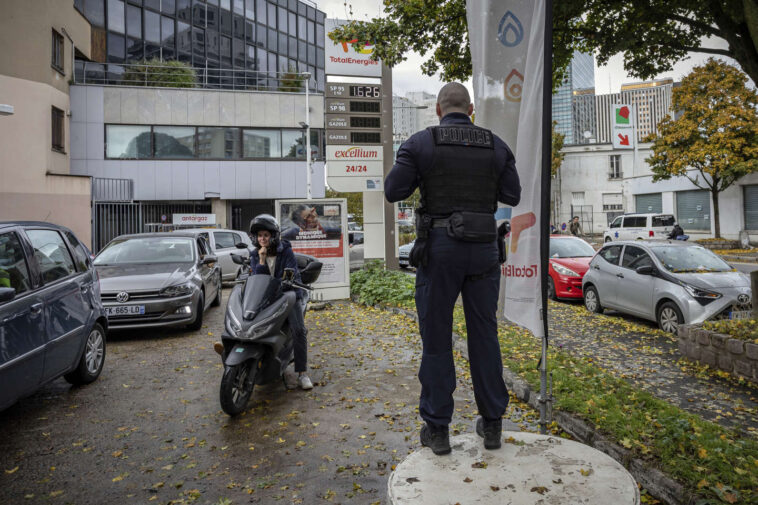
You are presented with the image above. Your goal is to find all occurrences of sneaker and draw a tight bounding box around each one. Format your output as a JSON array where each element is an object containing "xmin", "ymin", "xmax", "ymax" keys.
[
  {"xmin": 476, "ymin": 417, "xmax": 502, "ymax": 450},
  {"xmin": 297, "ymin": 373, "xmax": 313, "ymax": 390},
  {"xmin": 420, "ymin": 423, "xmax": 451, "ymax": 455},
  {"xmin": 213, "ymin": 342, "xmax": 224, "ymax": 356}
]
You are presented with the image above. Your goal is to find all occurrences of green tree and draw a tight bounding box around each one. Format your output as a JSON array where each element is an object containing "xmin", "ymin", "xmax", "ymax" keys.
[
  {"xmin": 325, "ymin": 188, "xmax": 364, "ymax": 226},
  {"xmin": 121, "ymin": 59, "xmax": 196, "ymax": 88},
  {"xmin": 278, "ymin": 64, "xmax": 306, "ymax": 92},
  {"xmin": 646, "ymin": 59, "xmax": 758, "ymax": 238},
  {"xmin": 551, "ymin": 121, "xmax": 565, "ymax": 178},
  {"xmin": 329, "ymin": 1, "xmax": 758, "ymax": 88}
]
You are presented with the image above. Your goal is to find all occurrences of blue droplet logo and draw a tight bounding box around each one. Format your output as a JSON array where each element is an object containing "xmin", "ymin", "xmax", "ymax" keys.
[{"xmin": 498, "ymin": 11, "xmax": 524, "ymax": 47}]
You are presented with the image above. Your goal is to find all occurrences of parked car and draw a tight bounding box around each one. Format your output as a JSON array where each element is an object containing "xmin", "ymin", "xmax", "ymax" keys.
[
  {"xmin": 582, "ymin": 240, "xmax": 751, "ymax": 333},
  {"xmin": 94, "ymin": 233, "xmax": 221, "ymax": 330},
  {"xmin": 548, "ymin": 235, "xmax": 595, "ymax": 300},
  {"xmin": 181, "ymin": 228, "xmax": 253, "ymax": 282},
  {"xmin": 0, "ymin": 222, "xmax": 108, "ymax": 411},
  {"xmin": 349, "ymin": 231, "xmax": 364, "ymax": 271},
  {"xmin": 603, "ymin": 213, "xmax": 676, "ymax": 242},
  {"xmin": 398, "ymin": 240, "xmax": 415, "ymax": 269}
]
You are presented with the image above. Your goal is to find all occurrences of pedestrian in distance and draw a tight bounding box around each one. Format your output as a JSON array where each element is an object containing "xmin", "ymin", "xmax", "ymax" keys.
[
  {"xmin": 569, "ymin": 216, "xmax": 582, "ymax": 236},
  {"xmin": 385, "ymin": 82, "xmax": 521, "ymax": 455}
]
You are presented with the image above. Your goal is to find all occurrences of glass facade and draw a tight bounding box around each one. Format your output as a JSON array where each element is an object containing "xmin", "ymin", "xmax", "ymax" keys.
[
  {"xmin": 80, "ymin": 0, "xmax": 326, "ymax": 91},
  {"xmin": 106, "ymin": 124, "xmax": 323, "ymax": 160},
  {"xmin": 552, "ymin": 50, "xmax": 595, "ymax": 145}
]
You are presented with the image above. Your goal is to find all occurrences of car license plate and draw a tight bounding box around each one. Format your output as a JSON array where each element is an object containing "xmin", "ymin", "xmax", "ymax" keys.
[
  {"xmin": 729, "ymin": 310, "xmax": 751, "ymax": 320},
  {"xmin": 105, "ymin": 305, "xmax": 145, "ymax": 316}
]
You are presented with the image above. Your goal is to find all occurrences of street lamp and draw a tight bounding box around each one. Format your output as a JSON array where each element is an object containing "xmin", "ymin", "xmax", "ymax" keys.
[{"xmin": 301, "ymin": 72, "xmax": 312, "ymax": 199}]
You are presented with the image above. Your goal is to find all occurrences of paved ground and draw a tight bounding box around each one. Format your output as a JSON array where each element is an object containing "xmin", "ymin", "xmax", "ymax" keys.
[
  {"xmin": 732, "ymin": 262, "xmax": 758, "ymax": 273},
  {"xmin": 545, "ymin": 299, "xmax": 758, "ymax": 436},
  {"xmin": 0, "ymin": 292, "xmax": 538, "ymax": 505}
]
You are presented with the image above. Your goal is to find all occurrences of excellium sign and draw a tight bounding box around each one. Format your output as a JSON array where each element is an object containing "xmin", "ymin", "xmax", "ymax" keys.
[{"xmin": 325, "ymin": 19, "xmax": 382, "ymax": 78}]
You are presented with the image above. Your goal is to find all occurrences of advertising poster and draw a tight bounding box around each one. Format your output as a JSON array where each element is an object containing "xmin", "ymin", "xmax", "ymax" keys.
[{"xmin": 278, "ymin": 200, "xmax": 346, "ymax": 285}]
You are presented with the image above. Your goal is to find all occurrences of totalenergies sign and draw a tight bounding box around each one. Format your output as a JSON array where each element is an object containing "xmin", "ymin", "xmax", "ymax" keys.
[{"xmin": 325, "ymin": 19, "xmax": 382, "ymax": 78}]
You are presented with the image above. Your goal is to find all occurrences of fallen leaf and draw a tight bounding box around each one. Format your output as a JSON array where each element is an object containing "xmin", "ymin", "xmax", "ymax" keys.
[
  {"xmin": 463, "ymin": 477, "xmax": 473, "ymax": 483},
  {"xmin": 530, "ymin": 486, "xmax": 548, "ymax": 495},
  {"xmin": 5, "ymin": 466, "xmax": 19, "ymax": 474}
]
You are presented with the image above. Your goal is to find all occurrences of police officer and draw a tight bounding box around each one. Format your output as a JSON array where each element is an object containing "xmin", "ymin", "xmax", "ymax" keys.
[{"xmin": 385, "ymin": 82, "xmax": 521, "ymax": 455}]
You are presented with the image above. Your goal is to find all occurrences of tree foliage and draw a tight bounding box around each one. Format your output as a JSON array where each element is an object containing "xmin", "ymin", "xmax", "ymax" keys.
[
  {"xmin": 121, "ymin": 59, "xmax": 196, "ymax": 88},
  {"xmin": 278, "ymin": 64, "xmax": 306, "ymax": 92},
  {"xmin": 325, "ymin": 188, "xmax": 364, "ymax": 226},
  {"xmin": 646, "ymin": 59, "xmax": 758, "ymax": 237},
  {"xmin": 329, "ymin": 0, "xmax": 758, "ymax": 88},
  {"xmin": 551, "ymin": 121, "xmax": 565, "ymax": 178}
]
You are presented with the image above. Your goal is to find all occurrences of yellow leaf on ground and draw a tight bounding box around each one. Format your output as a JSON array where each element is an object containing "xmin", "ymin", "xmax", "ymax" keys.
[
  {"xmin": 698, "ymin": 448, "xmax": 707, "ymax": 459},
  {"xmin": 5, "ymin": 466, "xmax": 19, "ymax": 474}
]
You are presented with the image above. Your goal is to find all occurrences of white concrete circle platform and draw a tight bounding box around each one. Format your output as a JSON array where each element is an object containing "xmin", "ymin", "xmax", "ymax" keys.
[{"xmin": 388, "ymin": 432, "xmax": 639, "ymax": 505}]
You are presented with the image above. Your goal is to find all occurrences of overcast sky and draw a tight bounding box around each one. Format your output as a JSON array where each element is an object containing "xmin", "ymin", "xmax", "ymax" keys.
[{"xmin": 315, "ymin": 0, "xmax": 748, "ymax": 99}]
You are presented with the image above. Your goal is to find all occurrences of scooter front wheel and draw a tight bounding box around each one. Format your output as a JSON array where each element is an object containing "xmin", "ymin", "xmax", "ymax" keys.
[{"xmin": 220, "ymin": 360, "xmax": 257, "ymax": 416}]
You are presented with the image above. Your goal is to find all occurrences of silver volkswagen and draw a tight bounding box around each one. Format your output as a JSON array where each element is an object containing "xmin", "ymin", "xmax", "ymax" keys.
[
  {"xmin": 94, "ymin": 233, "xmax": 221, "ymax": 330},
  {"xmin": 582, "ymin": 240, "xmax": 752, "ymax": 333}
]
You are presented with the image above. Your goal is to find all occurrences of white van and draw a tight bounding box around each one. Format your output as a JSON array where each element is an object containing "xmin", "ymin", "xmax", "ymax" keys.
[{"xmin": 603, "ymin": 213, "xmax": 676, "ymax": 242}]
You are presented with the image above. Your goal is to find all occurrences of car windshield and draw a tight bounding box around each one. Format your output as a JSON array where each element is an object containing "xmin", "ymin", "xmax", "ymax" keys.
[
  {"xmin": 651, "ymin": 245, "xmax": 733, "ymax": 273},
  {"xmin": 549, "ymin": 238, "xmax": 595, "ymax": 258},
  {"xmin": 94, "ymin": 237, "xmax": 195, "ymax": 265}
]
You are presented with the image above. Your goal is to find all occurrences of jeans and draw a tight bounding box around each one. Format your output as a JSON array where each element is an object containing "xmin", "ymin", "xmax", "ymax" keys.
[{"xmin": 288, "ymin": 297, "xmax": 308, "ymax": 372}]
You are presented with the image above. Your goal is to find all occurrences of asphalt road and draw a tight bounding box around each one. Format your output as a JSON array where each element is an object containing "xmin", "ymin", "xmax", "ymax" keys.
[{"xmin": 732, "ymin": 262, "xmax": 758, "ymax": 274}]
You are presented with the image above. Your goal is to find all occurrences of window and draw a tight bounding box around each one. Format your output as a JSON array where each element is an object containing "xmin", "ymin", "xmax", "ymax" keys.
[
  {"xmin": 196, "ymin": 238, "xmax": 209, "ymax": 257},
  {"xmin": 106, "ymin": 125, "xmax": 151, "ymax": 158},
  {"xmin": 609, "ymin": 154, "xmax": 621, "ymax": 179},
  {"xmin": 126, "ymin": 4, "xmax": 142, "ymax": 38},
  {"xmin": 52, "ymin": 29, "xmax": 64, "ymax": 73},
  {"xmin": 108, "ymin": 0, "xmax": 125, "ymax": 33},
  {"xmin": 243, "ymin": 129, "xmax": 280, "ymax": 158},
  {"xmin": 599, "ymin": 245, "xmax": 622, "ymax": 266},
  {"xmin": 0, "ymin": 232, "xmax": 32, "ymax": 296},
  {"xmin": 213, "ymin": 231, "xmax": 237, "ymax": 249},
  {"xmin": 52, "ymin": 107, "xmax": 65, "ymax": 153},
  {"xmin": 621, "ymin": 246, "xmax": 652, "ymax": 269},
  {"xmin": 154, "ymin": 126, "xmax": 195, "ymax": 158},
  {"xmin": 652, "ymin": 215, "xmax": 675, "ymax": 227},
  {"xmin": 196, "ymin": 127, "xmax": 239, "ymax": 158},
  {"xmin": 602, "ymin": 193, "xmax": 623, "ymax": 212},
  {"xmin": 282, "ymin": 130, "xmax": 305, "ymax": 158},
  {"xmin": 622, "ymin": 216, "xmax": 646, "ymax": 228},
  {"xmin": 26, "ymin": 229, "xmax": 77, "ymax": 284},
  {"xmin": 64, "ymin": 231, "xmax": 91, "ymax": 271}
]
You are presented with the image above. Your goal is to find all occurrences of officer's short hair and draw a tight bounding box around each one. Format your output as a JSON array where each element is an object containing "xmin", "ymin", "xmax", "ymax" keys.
[{"xmin": 437, "ymin": 82, "xmax": 471, "ymax": 114}]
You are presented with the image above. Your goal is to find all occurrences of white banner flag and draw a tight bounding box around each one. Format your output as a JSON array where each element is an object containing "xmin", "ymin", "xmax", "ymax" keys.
[{"xmin": 467, "ymin": 0, "xmax": 546, "ymax": 338}]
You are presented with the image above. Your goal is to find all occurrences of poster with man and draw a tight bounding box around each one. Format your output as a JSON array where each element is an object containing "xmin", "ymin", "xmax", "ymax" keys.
[{"xmin": 277, "ymin": 199, "xmax": 347, "ymax": 285}]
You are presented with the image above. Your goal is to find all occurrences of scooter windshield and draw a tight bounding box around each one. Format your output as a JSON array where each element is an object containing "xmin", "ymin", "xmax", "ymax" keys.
[{"xmin": 242, "ymin": 274, "xmax": 282, "ymax": 321}]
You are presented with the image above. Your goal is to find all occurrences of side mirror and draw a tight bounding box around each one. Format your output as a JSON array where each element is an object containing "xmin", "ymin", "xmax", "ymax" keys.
[
  {"xmin": 231, "ymin": 254, "xmax": 244, "ymax": 265},
  {"xmin": 0, "ymin": 287, "xmax": 16, "ymax": 304},
  {"xmin": 202, "ymin": 255, "xmax": 218, "ymax": 265},
  {"xmin": 636, "ymin": 265, "xmax": 654, "ymax": 275},
  {"xmin": 283, "ymin": 268, "xmax": 295, "ymax": 281},
  {"xmin": 235, "ymin": 242, "xmax": 248, "ymax": 249}
]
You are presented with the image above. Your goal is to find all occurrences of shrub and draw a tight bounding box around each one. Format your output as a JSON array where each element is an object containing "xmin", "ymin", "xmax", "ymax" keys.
[
  {"xmin": 350, "ymin": 260, "xmax": 415, "ymax": 306},
  {"xmin": 122, "ymin": 59, "xmax": 196, "ymax": 88}
]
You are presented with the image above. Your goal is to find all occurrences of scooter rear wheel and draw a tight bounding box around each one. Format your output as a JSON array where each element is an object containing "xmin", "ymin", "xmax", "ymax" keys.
[{"xmin": 220, "ymin": 360, "xmax": 257, "ymax": 416}]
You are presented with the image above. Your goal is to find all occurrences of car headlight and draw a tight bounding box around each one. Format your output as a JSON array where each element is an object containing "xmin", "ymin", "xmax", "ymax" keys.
[
  {"xmin": 160, "ymin": 282, "xmax": 195, "ymax": 297},
  {"xmin": 681, "ymin": 283, "xmax": 722, "ymax": 305},
  {"xmin": 552, "ymin": 263, "xmax": 579, "ymax": 277}
]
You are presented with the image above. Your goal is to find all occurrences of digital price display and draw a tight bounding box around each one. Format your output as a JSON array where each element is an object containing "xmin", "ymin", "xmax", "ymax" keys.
[
  {"xmin": 349, "ymin": 85, "xmax": 381, "ymax": 98},
  {"xmin": 351, "ymin": 132, "xmax": 381, "ymax": 144},
  {"xmin": 350, "ymin": 101, "xmax": 381, "ymax": 113},
  {"xmin": 350, "ymin": 116, "xmax": 381, "ymax": 129}
]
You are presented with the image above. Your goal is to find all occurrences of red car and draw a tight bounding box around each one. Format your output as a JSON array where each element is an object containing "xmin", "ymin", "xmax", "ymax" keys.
[{"xmin": 547, "ymin": 235, "xmax": 596, "ymax": 300}]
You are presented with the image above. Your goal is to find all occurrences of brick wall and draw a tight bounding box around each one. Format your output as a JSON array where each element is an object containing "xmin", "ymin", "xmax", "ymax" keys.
[{"xmin": 678, "ymin": 325, "xmax": 758, "ymax": 383}]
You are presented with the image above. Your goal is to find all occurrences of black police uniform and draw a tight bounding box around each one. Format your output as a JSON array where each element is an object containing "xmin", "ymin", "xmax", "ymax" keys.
[{"xmin": 385, "ymin": 112, "xmax": 521, "ymax": 429}]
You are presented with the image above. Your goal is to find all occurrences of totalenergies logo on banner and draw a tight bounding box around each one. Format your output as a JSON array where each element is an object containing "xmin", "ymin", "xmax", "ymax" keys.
[
  {"xmin": 505, "ymin": 264, "xmax": 538, "ymax": 278},
  {"xmin": 497, "ymin": 11, "xmax": 524, "ymax": 47},
  {"xmin": 504, "ymin": 69, "xmax": 524, "ymax": 102},
  {"xmin": 509, "ymin": 212, "xmax": 536, "ymax": 253},
  {"xmin": 340, "ymin": 39, "xmax": 375, "ymax": 54},
  {"xmin": 333, "ymin": 147, "xmax": 379, "ymax": 159}
]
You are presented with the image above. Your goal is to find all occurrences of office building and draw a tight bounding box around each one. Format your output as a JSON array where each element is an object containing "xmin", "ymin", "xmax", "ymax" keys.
[
  {"xmin": 392, "ymin": 95, "xmax": 418, "ymax": 142},
  {"xmin": 0, "ymin": 1, "xmax": 94, "ymax": 244},
  {"xmin": 552, "ymin": 50, "xmax": 595, "ymax": 145}
]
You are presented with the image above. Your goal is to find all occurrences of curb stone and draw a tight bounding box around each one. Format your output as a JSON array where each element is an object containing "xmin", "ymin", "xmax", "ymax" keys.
[{"xmin": 354, "ymin": 296, "xmax": 695, "ymax": 505}]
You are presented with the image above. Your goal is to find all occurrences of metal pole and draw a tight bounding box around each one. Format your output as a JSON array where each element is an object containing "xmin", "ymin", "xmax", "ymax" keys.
[
  {"xmin": 751, "ymin": 271, "xmax": 758, "ymax": 320},
  {"xmin": 382, "ymin": 63, "xmax": 398, "ymax": 269},
  {"xmin": 305, "ymin": 72, "xmax": 312, "ymax": 200},
  {"xmin": 538, "ymin": 0, "xmax": 554, "ymax": 436}
]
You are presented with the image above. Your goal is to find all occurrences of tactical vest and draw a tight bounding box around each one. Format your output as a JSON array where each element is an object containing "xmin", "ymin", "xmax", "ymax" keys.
[{"xmin": 420, "ymin": 125, "xmax": 498, "ymax": 216}]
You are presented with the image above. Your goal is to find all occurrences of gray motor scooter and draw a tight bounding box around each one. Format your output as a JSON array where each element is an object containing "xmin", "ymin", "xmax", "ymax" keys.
[{"xmin": 218, "ymin": 246, "xmax": 322, "ymax": 416}]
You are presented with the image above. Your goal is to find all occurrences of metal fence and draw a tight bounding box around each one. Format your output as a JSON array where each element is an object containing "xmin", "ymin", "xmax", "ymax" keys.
[
  {"xmin": 74, "ymin": 61, "xmax": 321, "ymax": 93},
  {"xmin": 92, "ymin": 177, "xmax": 133, "ymax": 202}
]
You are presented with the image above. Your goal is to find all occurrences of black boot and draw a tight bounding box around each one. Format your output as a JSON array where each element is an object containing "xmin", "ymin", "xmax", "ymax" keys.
[
  {"xmin": 476, "ymin": 417, "xmax": 502, "ymax": 450},
  {"xmin": 420, "ymin": 423, "xmax": 451, "ymax": 455}
]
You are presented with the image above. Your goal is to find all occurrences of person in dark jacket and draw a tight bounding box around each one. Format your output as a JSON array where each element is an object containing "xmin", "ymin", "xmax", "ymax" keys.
[
  {"xmin": 668, "ymin": 222, "xmax": 685, "ymax": 240},
  {"xmin": 385, "ymin": 82, "xmax": 521, "ymax": 455}
]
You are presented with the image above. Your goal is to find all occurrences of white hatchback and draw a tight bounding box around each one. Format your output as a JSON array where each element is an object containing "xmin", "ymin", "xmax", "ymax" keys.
[{"xmin": 604, "ymin": 213, "xmax": 676, "ymax": 242}]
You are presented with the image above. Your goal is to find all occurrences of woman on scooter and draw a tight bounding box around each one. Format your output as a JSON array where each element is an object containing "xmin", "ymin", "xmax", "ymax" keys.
[{"xmin": 214, "ymin": 214, "xmax": 313, "ymax": 390}]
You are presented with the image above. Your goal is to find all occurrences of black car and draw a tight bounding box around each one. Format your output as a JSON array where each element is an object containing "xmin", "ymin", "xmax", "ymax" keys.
[{"xmin": 0, "ymin": 222, "xmax": 108, "ymax": 411}]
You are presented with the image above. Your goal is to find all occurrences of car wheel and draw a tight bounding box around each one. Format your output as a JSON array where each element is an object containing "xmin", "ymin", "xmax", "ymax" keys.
[
  {"xmin": 657, "ymin": 301, "xmax": 683, "ymax": 334},
  {"xmin": 187, "ymin": 293, "xmax": 204, "ymax": 331},
  {"xmin": 64, "ymin": 322, "xmax": 106, "ymax": 385},
  {"xmin": 604, "ymin": 237, "xmax": 612, "ymax": 243},
  {"xmin": 548, "ymin": 277, "xmax": 557, "ymax": 301},
  {"xmin": 584, "ymin": 286, "xmax": 603, "ymax": 314},
  {"xmin": 211, "ymin": 280, "xmax": 222, "ymax": 307}
]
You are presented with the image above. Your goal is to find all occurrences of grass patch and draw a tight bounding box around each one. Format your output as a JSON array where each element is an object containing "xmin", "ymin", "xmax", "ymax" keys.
[
  {"xmin": 703, "ymin": 319, "xmax": 758, "ymax": 343},
  {"xmin": 350, "ymin": 266, "xmax": 758, "ymax": 503}
]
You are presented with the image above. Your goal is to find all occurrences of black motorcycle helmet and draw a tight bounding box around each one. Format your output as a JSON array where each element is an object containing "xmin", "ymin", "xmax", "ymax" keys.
[{"xmin": 250, "ymin": 214, "xmax": 280, "ymax": 250}]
